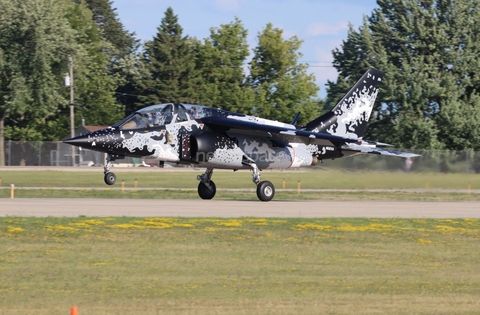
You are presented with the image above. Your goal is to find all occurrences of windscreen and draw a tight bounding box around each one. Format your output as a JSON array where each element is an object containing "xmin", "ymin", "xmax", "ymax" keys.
[{"xmin": 115, "ymin": 104, "xmax": 174, "ymax": 129}]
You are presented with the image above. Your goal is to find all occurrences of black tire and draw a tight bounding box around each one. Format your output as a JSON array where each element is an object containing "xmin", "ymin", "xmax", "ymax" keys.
[
  {"xmin": 256, "ymin": 181, "xmax": 275, "ymax": 202},
  {"xmin": 104, "ymin": 172, "xmax": 116, "ymax": 185},
  {"xmin": 198, "ymin": 181, "xmax": 216, "ymax": 200}
]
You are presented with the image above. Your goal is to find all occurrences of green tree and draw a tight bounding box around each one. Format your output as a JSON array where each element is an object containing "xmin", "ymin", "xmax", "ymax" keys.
[
  {"xmin": 137, "ymin": 7, "xmax": 200, "ymax": 107},
  {"xmin": 196, "ymin": 18, "xmax": 256, "ymax": 113},
  {"xmin": 0, "ymin": 0, "xmax": 79, "ymax": 165},
  {"xmin": 0, "ymin": 0, "xmax": 124, "ymax": 155},
  {"xmin": 46, "ymin": 0, "xmax": 124, "ymax": 139},
  {"xmin": 327, "ymin": 0, "xmax": 480, "ymax": 150},
  {"xmin": 84, "ymin": 0, "xmax": 141, "ymax": 115},
  {"xmin": 248, "ymin": 23, "xmax": 320, "ymax": 124},
  {"xmin": 84, "ymin": 0, "xmax": 138, "ymax": 57}
]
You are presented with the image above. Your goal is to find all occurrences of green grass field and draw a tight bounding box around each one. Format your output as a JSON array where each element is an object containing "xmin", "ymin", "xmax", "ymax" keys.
[
  {"xmin": 1, "ymin": 169, "xmax": 480, "ymax": 314},
  {"xmin": 2, "ymin": 188, "xmax": 480, "ymax": 201},
  {"xmin": 1, "ymin": 168, "xmax": 480, "ymax": 189},
  {"xmin": 1, "ymin": 168, "xmax": 480, "ymax": 200},
  {"xmin": 1, "ymin": 217, "xmax": 480, "ymax": 315}
]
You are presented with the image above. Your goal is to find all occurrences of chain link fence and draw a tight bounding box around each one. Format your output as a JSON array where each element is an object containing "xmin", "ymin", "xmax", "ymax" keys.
[
  {"xmin": 2, "ymin": 141, "xmax": 480, "ymax": 173},
  {"xmin": 323, "ymin": 149, "xmax": 480, "ymax": 174},
  {"xmin": 2, "ymin": 141, "xmax": 136, "ymax": 167}
]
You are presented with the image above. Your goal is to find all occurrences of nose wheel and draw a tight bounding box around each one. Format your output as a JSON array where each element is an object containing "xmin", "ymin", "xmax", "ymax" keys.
[{"xmin": 104, "ymin": 172, "xmax": 116, "ymax": 185}]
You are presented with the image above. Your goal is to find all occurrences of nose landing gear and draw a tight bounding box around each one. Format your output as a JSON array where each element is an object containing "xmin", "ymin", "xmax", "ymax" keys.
[
  {"xmin": 103, "ymin": 154, "xmax": 123, "ymax": 185},
  {"xmin": 104, "ymin": 171, "xmax": 116, "ymax": 185}
]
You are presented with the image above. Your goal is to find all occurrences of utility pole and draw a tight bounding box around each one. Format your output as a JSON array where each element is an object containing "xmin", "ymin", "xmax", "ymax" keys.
[{"xmin": 68, "ymin": 55, "xmax": 75, "ymax": 167}]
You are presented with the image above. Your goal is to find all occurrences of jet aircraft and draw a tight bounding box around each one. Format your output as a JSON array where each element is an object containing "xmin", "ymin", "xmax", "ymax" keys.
[{"xmin": 64, "ymin": 68, "xmax": 418, "ymax": 201}]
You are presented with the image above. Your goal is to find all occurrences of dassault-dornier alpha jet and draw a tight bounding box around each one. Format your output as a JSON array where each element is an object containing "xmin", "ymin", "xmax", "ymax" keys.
[{"xmin": 64, "ymin": 68, "xmax": 418, "ymax": 201}]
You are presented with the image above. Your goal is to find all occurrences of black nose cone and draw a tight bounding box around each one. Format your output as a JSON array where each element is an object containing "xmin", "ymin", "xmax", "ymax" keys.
[{"xmin": 63, "ymin": 134, "xmax": 92, "ymax": 148}]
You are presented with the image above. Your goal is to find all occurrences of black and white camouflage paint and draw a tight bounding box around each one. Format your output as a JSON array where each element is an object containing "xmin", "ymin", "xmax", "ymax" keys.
[
  {"xmin": 307, "ymin": 68, "xmax": 383, "ymax": 140},
  {"xmin": 63, "ymin": 69, "xmax": 420, "ymax": 202},
  {"xmin": 64, "ymin": 69, "xmax": 418, "ymax": 174}
]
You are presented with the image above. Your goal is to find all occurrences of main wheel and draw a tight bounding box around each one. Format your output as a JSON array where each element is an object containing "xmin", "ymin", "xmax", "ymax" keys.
[
  {"xmin": 104, "ymin": 172, "xmax": 116, "ymax": 185},
  {"xmin": 256, "ymin": 181, "xmax": 275, "ymax": 202},
  {"xmin": 198, "ymin": 181, "xmax": 216, "ymax": 200}
]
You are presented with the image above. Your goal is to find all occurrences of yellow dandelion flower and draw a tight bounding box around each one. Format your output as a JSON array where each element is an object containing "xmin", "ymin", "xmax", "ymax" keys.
[
  {"xmin": 417, "ymin": 238, "xmax": 433, "ymax": 244},
  {"xmin": 215, "ymin": 220, "xmax": 242, "ymax": 227},
  {"xmin": 46, "ymin": 225, "xmax": 76, "ymax": 231},
  {"xmin": 82, "ymin": 219, "xmax": 105, "ymax": 225},
  {"xmin": 108, "ymin": 224, "xmax": 145, "ymax": 229},
  {"xmin": 172, "ymin": 223, "xmax": 193, "ymax": 228},
  {"xmin": 139, "ymin": 221, "xmax": 173, "ymax": 229},
  {"xmin": 270, "ymin": 220, "xmax": 288, "ymax": 224},
  {"xmin": 293, "ymin": 223, "xmax": 332, "ymax": 230},
  {"xmin": 247, "ymin": 219, "xmax": 269, "ymax": 226},
  {"xmin": 435, "ymin": 225, "xmax": 461, "ymax": 232},
  {"xmin": 146, "ymin": 218, "xmax": 175, "ymax": 223},
  {"xmin": 7, "ymin": 226, "xmax": 24, "ymax": 233}
]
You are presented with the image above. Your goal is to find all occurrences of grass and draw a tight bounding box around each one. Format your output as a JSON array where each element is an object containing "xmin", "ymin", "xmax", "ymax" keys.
[
  {"xmin": 0, "ymin": 168, "xmax": 479, "ymax": 200},
  {"xmin": 2, "ymin": 189, "xmax": 480, "ymax": 201},
  {"xmin": 1, "ymin": 217, "xmax": 480, "ymax": 314},
  {"xmin": 2, "ymin": 169, "xmax": 479, "ymax": 314},
  {"xmin": 0, "ymin": 168, "xmax": 480, "ymax": 189}
]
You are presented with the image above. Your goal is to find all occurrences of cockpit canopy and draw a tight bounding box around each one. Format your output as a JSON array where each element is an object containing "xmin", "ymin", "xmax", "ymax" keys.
[{"xmin": 113, "ymin": 103, "xmax": 226, "ymax": 130}]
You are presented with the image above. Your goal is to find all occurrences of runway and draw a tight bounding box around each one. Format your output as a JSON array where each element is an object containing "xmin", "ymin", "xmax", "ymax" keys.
[{"xmin": 1, "ymin": 199, "xmax": 479, "ymax": 218}]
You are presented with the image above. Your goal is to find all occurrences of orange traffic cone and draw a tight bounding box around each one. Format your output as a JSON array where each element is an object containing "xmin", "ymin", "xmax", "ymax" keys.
[{"xmin": 71, "ymin": 306, "xmax": 78, "ymax": 315}]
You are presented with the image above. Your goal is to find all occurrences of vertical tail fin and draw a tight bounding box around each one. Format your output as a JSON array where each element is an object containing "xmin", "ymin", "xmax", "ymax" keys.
[{"xmin": 305, "ymin": 68, "xmax": 384, "ymax": 139}]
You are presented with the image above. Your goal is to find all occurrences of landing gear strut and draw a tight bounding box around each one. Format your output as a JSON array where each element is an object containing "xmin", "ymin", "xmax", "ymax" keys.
[
  {"xmin": 196, "ymin": 159, "xmax": 275, "ymax": 201},
  {"xmin": 197, "ymin": 168, "xmax": 216, "ymax": 199},
  {"xmin": 104, "ymin": 154, "xmax": 117, "ymax": 185},
  {"xmin": 243, "ymin": 157, "xmax": 275, "ymax": 202}
]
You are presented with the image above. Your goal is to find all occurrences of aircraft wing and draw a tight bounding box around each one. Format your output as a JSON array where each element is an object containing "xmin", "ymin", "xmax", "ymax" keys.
[{"xmin": 201, "ymin": 116, "xmax": 358, "ymax": 146}]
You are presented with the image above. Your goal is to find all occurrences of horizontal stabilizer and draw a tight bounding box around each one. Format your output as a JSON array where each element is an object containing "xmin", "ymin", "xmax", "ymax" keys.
[
  {"xmin": 344, "ymin": 144, "xmax": 420, "ymax": 158},
  {"xmin": 358, "ymin": 139, "xmax": 392, "ymax": 147}
]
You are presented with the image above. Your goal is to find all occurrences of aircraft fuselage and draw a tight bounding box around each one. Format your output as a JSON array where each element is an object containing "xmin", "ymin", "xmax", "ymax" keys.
[
  {"xmin": 68, "ymin": 117, "xmax": 317, "ymax": 170},
  {"xmin": 64, "ymin": 69, "xmax": 418, "ymax": 201}
]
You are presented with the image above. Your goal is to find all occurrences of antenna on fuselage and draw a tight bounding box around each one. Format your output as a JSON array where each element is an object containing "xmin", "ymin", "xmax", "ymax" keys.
[{"xmin": 290, "ymin": 112, "xmax": 301, "ymax": 125}]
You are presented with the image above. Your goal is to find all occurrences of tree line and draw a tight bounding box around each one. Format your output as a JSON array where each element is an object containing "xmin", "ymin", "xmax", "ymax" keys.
[
  {"xmin": 328, "ymin": 0, "xmax": 480, "ymax": 151},
  {"xmin": 1, "ymin": 0, "xmax": 479, "ymax": 166}
]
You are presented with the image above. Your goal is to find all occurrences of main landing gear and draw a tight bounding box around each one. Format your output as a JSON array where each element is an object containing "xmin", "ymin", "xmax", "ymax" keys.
[
  {"xmin": 103, "ymin": 154, "xmax": 117, "ymax": 185},
  {"xmin": 196, "ymin": 160, "xmax": 275, "ymax": 202},
  {"xmin": 256, "ymin": 180, "xmax": 275, "ymax": 202},
  {"xmin": 245, "ymin": 159, "xmax": 275, "ymax": 202},
  {"xmin": 197, "ymin": 168, "xmax": 216, "ymax": 199}
]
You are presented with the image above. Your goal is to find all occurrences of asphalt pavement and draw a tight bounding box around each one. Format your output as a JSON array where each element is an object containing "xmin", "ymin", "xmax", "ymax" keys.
[{"xmin": 1, "ymin": 199, "xmax": 479, "ymax": 218}]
